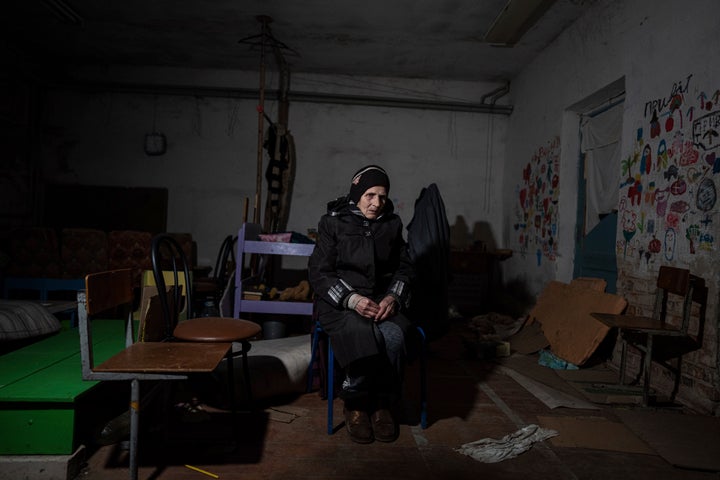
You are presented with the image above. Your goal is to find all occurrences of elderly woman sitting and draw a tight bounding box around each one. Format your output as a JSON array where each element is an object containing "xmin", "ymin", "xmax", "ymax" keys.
[{"xmin": 308, "ymin": 165, "xmax": 414, "ymax": 444}]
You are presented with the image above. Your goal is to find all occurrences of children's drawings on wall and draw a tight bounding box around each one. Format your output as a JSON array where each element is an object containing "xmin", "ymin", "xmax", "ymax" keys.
[
  {"xmin": 619, "ymin": 74, "xmax": 719, "ymax": 266},
  {"xmin": 513, "ymin": 136, "xmax": 560, "ymax": 265}
]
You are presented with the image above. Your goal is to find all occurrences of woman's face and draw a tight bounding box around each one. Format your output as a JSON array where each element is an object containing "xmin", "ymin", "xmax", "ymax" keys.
[{"xmin": 358, "ymin": 185, "xmax": 387, "ymax": 219}]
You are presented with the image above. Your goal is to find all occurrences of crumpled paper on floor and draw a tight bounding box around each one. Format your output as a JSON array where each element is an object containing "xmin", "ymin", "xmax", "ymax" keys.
[{"xmin": 455, "ymin": 424, "xmax": 559, "ymax": 463}]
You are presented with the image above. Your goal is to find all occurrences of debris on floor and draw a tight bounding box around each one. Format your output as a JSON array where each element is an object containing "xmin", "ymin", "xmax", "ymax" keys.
[
  {"xmin": 455, "ymin": 424, "xmax": 558, "ymax": 463},
  {"xmin": 266, "ymin": 405, "xmax": 309, "ymax": 423}
]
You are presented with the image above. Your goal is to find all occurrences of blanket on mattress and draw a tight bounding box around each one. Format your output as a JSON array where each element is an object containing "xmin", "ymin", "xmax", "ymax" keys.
[{"xmin": 0, "ymin": 301, "xmax": 61, "ymax": 342}]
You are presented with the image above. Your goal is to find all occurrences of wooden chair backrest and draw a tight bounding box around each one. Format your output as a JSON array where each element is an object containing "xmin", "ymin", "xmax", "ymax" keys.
[
  {"xmin": 85, "ymin": 268, "xmax": 134, "ymax": 315},
  {"xmin": 656, "ymin": 266, "xmax": 690, "ymax": 296},
  {"xmin": 81, "ymin": 268, "xmax": 135, "ymax": 375},
  {"xmin": 655, "ymin": 265, "xmax": 707, "ymax": 337}
]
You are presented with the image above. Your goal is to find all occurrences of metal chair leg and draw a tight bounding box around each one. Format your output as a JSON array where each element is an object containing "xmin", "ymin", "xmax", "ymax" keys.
[
  {"xmin": 129, "ymin": 378, "xmax": 140, "ymax": 480},
  {"xmin": 307, "ymin": 325, "xmax": 322, "ymax": 392},
  {"xmin": 225, "ymin": 350, "xmax": 238, "ymax": 443},
  {"xmin": 327, "ymin": 344, "xmax": 335, "ymax": 435},
  {"xmin": 642, "ymin": 334, "xmax": 654, "ymax": 406},
  {"xmin": 241, "ymin": 341, "xmax": 253, "ymax": 407},
  {"xmin": 416, "ymin": 326, "xmax": 428, "ymax": 430},
  {"xmin": 619, "ymin": 330, "xmax": 628, "ymax": 385}
]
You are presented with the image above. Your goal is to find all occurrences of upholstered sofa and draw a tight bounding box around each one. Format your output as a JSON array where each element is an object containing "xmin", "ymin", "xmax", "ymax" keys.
[
  {"xmin": 2, "ymin": 227, "xmax": 194, "ymax": 284},
  {"xmin": 0, "ymin": 227, "xmax": 193, "ymax": 343}
]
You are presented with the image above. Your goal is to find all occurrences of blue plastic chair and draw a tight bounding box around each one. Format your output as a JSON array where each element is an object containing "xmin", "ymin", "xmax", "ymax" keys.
[{"xmin": 308, "ymin": 321, "xmax": 428, "ymax": 434}]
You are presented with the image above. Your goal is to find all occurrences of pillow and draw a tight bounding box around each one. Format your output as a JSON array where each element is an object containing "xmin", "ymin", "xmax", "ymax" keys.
[
  {"xmin": 0, "ymin": 301, "xmax": 62, "ymax": 341},
  {"xmin": 216, "ymin": 335, "xmax": 311, "ymax": 401}
]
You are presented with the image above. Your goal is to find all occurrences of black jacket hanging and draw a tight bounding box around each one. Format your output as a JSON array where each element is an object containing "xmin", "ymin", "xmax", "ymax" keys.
[{"xmin": 406, "ymin": 183, "xmax": 451, "ymax": 341}]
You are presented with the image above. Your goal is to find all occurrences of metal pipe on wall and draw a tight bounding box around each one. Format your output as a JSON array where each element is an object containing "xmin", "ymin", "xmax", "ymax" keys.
[{"xmin": 53, "ymin": 81, "xmax": 514, "ymax": 115}]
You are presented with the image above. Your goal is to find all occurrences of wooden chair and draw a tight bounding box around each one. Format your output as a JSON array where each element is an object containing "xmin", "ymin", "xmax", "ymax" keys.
[
  {"xmin": 151, "ymin": 234, "xmax": 261, "ymax": 409},
  {"xmin": 79, "ymin": 268, "xmax": 231, "ymax": 480},
  {"xmin": 592, "ymin": 265, "xmax": 707, "ymax": 406}
]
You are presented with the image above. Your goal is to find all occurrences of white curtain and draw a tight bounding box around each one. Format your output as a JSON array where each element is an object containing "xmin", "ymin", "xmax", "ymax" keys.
[{"xmin": 580, "ymin": 103, "xmax": 623, "ymax": 234}]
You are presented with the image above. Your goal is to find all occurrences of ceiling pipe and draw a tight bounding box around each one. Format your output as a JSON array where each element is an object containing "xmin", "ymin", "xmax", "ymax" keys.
[
  {"xmin": 51, "ymin": 81, "xmax": 514, "ymax": 116},
  {"xmin": 480, "ymin": 81, "xmax": 511, "ymax": 106},
  {"xmin": 481, "ymin": 82, "xmax": 507, "ymax": 104},
  {"xmin": 289, "ymin": 90, "xmax": 513, "ymax": 115}
]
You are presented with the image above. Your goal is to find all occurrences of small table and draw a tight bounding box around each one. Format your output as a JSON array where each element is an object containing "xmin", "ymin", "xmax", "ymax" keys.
[
  {"xmin": 591, "ymin": 312, "xmax": 686, "ymax": 406},
  {"xmin": 93, "ymin": 342, "xmax": 231, "ymax": 373}
]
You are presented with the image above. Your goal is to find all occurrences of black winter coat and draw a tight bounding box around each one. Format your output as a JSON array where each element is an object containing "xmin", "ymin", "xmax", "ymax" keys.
[{"xmin": 308, "ymin": 196, "xmax": 414, "ymax": 367}]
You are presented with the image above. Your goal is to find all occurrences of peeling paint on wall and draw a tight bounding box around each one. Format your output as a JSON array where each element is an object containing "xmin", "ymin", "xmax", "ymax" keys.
[{"xmin": 513, "ymin": 136, "xmax": 560, "ymax": 265}]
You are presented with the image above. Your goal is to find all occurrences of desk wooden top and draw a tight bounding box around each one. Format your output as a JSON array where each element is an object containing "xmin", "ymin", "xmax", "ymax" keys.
[
  {"xmin": 94, "ymin": 342, "xmax": 231, "ymax": 373},
  {"xmin": 591, "ymin": 313, "xmax": 685, "ymax": 336}
]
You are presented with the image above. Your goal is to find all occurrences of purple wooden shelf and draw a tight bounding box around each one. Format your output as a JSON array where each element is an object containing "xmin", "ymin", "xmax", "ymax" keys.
[
  {"xmin": 237, "ymin": 299, "xmax": 313, "ymax": 315},
  {"xmin": 233, "ymin": 223, "xmax": 315, "ymax": 320},
  {"xmin": 241, "ymin": 240, "xmax": 315, "ymax": 256}
]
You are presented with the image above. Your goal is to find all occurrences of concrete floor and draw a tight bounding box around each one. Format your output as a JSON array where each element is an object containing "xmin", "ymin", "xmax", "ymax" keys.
[{"xmin": 75, "ymin": 322, "xmax": 718, "ymax": 480}]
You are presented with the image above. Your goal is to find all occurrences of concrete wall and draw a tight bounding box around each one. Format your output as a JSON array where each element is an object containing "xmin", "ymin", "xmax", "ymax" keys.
[
  {"xmin": 503, "ymin": 0, "xmax": 720, "ymax": 412},
  {"xmin": 41, "ymin": 68, "xmax": 509, "ymax": 269}
]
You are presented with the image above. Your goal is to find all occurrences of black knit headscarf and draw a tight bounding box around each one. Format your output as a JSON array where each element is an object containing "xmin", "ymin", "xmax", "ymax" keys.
[{"xmin": 348, "ymin": 165, "xmax": 390, "ymax": 204}]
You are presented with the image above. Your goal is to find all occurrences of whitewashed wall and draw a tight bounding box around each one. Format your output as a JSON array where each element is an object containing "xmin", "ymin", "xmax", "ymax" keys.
[
  {"xmin": 503, "ymin": 0, "xmax": 720, "ymax": 412},
  {"xmin": 41, "ymin": 69, "xmax": 509, "ymax": 269},
  {"xmin": 503, "ymin": 0, "xmax": 629, "ymax": 293}
]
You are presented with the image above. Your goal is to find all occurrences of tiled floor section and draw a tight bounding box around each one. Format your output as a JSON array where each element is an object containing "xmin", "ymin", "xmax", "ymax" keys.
[{"xmin": 78, "ymin": 325, "xmax": 718, "ymax": 480}]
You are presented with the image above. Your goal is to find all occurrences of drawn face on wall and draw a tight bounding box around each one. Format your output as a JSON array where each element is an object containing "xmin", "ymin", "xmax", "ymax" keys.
[
  {"xmin": 622, "ymin": 210, "xmax": 637, "ymax": 232},
  {"xmin": 696, "ymin": 178, "xmax": 717, "ymax": 212},
  {"xmin": 664, "ymin": 228, "xmax": 676, "ymax": 260}
]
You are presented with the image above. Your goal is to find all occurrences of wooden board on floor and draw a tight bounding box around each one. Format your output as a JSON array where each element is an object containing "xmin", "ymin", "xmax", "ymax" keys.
[
  {"xmin": 495, "ymin": 354, "xmax": 591, "ymax": 401},
  {"xmin": 554, "ymin": 367, "xmax": 644, "ymax": 405},
  {"xmin": 615, "ymin": 409, "xmax": 720, "ymax": 471},
  {"xmin": 537, "ymin": 415, "xmax": 656, "ymax": 454}
]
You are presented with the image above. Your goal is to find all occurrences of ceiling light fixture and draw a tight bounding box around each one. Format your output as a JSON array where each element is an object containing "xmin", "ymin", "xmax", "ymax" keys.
[
  {"xmin": 483, "ymin": 0, "xmax": 557, "ymax": 47},
  {"xmin": 41, "ymin": 0, "xmax": 84, "ymax": 26}
]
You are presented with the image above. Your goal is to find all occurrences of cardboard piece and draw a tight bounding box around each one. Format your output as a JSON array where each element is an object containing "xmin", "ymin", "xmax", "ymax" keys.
[
  {"xmin": 569, "ymin": 382, "xmax": 644, "ymax": 405},
  {"xmin": 138, "ymin": 294, "xmax": 170, "ymax": 342},
  {"xmin": 497, "ymin": 354, "xmax": 593, "ymax": 402},
  {"xmin": 138, "ymin": 285, "xmax": 160, "ymax": 324},
  {"xmin": 141, "ymin": 270, "xmax": 188, "ymax": 315},
  {"xmin": 496, "ymin": 365, "xmax": 599, "ymax": 410},
  {"xmin": 569, "ymin": 277, "xmax": 607, "ymax": 292},
  {"xmin": 615, "ymin": 409, "xmax": 720, "ymax": 471},
  {"xmin": 507, "ymin": 321, "xmax": 549, "ymax": 354},
  {"xmin": 528, "ymin": 281, "xmax": 627, "ymax": 366},
  {"xmin": 553, "ymin": 366, "xmax": 640, "ymax": 404},
  {"xmin": 137, "ymin": 283, "xmax": 177, "ymax": 341},
  {"xmin": 537, "ymin": 415, "xmax": 655, "ymax": 454}
]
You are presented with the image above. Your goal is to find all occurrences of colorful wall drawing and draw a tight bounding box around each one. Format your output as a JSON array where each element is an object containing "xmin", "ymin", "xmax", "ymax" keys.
[
  {"xmin": 513, "ymin": 136, "xmax": 560, "ymax": 265},
  {"xmin": 618, "ymin": 74, "xmax": 718, "ymax": 265}
]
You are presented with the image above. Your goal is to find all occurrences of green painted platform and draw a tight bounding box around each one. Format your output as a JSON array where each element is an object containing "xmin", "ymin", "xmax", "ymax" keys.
[{"xmin": 0, "ymin": 320, "xmax": 127, "ymax": 455}]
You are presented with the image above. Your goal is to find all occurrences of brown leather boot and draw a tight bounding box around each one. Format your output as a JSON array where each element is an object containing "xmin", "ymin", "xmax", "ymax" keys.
[
  {"xmin": 370, "ymin": 408, "xmax": 397, "ymax": 442},
  {"xmin": 343, "ymin": 408, "xmax": 373, "ymax": 444}
]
